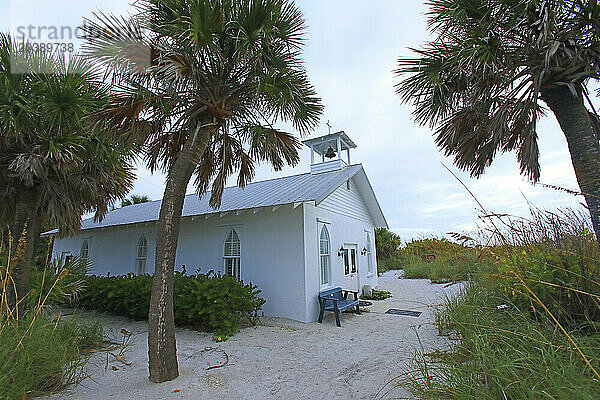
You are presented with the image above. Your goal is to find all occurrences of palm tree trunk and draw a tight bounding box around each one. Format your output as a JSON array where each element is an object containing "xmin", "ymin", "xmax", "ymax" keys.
[
  {"xmin": 5, "ymin": 200, "xmax": 28, "ymax": 314},
  {"xmin": 541, "ymin": 86, "xmax": 600, "ymax": 241},
  {"xmin": 29, "ymin": 210, "xmax": 45, "ymax": 266},
  {"xmin": 148, "ymin": 132, "xmax": 209, "ymax": 383},
  {"xmin": 7, "ymin": 191, "xmax": 40, "ymax": 312},
  {"xmin": 15, "ymin": 209, "xmax": 42, "ymax": 300},
  {"xmin": 10, "ymin": 211, "xmax": 40, "ymax": 315},
  {"xmin": 9, "ymin": 200, "xmax": 29, "ymax": 264}
]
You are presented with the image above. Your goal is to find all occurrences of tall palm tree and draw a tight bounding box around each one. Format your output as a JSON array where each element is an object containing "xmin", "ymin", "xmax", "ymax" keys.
[
  {"xmin": 83, "ymin": 0, "xmax": 322, "ymax": 382},
  {"xmin": 395, "ymin": 0, "xmax": 600, "ymax": 240},
  {"xmin": 0, "ymin": 34, "xmax": 134, "ymax": 311}
]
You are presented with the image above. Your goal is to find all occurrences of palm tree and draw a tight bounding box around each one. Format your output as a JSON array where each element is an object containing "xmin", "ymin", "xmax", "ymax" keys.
[
  {"xmin": 121, "ymin": 194, "xmax": 151, "ymax": 207},
  {"xmin": 395, "ymin": 0, "xmax": 600, "ymax": 240},
  {"xmin": 83, "ymin": 0, "xmax": 322, "ymax": 382},
  {"xmin": 0, "ymin": 34, "xmax": 134, "ymax": 311}
]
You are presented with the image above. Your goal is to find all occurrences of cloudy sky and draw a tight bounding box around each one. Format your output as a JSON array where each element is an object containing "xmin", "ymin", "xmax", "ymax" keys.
[{"xmin": 3, "ymin": 1, "xmax": 586, "ymax": 239}]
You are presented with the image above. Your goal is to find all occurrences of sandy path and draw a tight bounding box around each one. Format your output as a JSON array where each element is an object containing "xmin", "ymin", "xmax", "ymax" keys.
[{"xmin": 44, "ymin": 271, "xmax": 461, "ymax": 400}]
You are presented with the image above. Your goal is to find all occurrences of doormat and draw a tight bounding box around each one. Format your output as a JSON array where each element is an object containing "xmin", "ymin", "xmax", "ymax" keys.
[{"xmin": 385, "ymin": 309, "xmax": 422, "ymax": 317}]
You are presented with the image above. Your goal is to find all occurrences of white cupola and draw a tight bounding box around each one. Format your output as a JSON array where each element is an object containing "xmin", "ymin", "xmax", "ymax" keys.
[{"xmin": 302, "ymin": 131, "xmax": 357, "ymax": 174}]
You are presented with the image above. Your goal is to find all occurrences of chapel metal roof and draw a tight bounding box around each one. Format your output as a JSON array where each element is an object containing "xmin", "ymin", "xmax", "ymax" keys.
[{"xmin": 43, "ymin": 163, "xmax": 387, "ymax": 235}]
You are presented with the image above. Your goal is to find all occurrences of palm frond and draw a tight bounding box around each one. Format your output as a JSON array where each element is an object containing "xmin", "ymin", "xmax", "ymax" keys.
[
  {"xmin": 396, "ymin": 0, "xmax": 600, "ymax": 181},
  {"xmin": 84, "ymin": 0, "xmax": 322, "ymax": 206}
]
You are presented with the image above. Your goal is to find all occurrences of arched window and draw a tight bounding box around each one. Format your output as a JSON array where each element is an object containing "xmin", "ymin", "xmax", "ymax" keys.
[
  {"xmin": 80, "ymin": 240, "xmax": 89, "ymax": 260},
  {"xmin": 223, "ymin": 229, "xmax": 241, "ymax": 280},
  {"xmin": 365, "ymin": 232, "xmax": 373, "ymax": 274},
  {"xmin": 319, "ymin": 226, "xmax": 331, "ymax": 287},
  {"xmin": 136, "ymin": 236, "xmax": 148, "ymax": 275}
]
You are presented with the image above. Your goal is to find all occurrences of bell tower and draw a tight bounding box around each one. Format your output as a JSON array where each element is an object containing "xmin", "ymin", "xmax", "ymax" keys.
[{"xmin": 302, "ymin": 131, "xmax": 357, "ymax": 174}]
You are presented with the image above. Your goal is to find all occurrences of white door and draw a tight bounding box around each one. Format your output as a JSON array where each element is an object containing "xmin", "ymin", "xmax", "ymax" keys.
[{"xmin": 342, "ymin": 244, "xmax": 359, "ymax": 293}]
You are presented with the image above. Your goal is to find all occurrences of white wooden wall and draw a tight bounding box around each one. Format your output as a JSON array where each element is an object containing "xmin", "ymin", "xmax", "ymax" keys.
[
  {"xmin": 52, "ymin": 206, "xmax": 308, "ymax": 321},
  {"xmin": 318, "ymin": 178, "xmax": 373, "ymax": 222},
  {"xmin": 302, "ymin": 176, "xmax": 379, "ymax": 322}
]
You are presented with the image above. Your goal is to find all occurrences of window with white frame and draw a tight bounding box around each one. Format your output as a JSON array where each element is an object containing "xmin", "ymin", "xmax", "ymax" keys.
[
  {"xmin": 319, "ymin": 226, "xmax": 331, "ymax": 286},
  {"xmin": 80, "ymin": 240, "xmax": 89, "ymax": 260},
  {"xmin": 366, "ymin": 232, "xmax": 373, "ymax": 274},
  {"xmin": 136, "ymin": 236, "xmax": 148, "ymax": 275},
  {"xmin": 224, "ymin": 229, "xmax": 241, "ymax": 280}
]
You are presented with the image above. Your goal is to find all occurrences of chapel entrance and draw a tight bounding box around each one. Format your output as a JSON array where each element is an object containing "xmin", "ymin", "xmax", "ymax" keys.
[{"xmin": 342, "ymin": 244, "xmax": 360, "ymax": 293}]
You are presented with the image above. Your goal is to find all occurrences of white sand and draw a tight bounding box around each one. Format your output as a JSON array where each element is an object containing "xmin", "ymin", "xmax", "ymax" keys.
[{"xmin": 44, "ymin": 271, "xmax": 461, "ymax": 400}]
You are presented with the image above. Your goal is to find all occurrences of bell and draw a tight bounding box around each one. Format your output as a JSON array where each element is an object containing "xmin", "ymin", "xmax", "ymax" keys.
[{"xmin": 324, "ymin": 146, "xmax": 336, "ymax": 159}]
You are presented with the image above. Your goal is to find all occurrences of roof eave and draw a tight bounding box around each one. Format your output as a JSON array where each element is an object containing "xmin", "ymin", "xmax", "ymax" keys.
[{"xmin": 40, "ymin": 229, "xmax": 58, "ymax": 237}]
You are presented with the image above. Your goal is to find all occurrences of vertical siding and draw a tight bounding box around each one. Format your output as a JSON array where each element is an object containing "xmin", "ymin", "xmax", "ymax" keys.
[{"xmin": 317, "ymin": 177, "xmax": 374, "ymax": 224}]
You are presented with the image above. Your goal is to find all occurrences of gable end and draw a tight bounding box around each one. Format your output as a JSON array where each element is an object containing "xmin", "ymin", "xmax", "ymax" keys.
[{"xmin": 317, "ymin": 177, "xmax": 374, "ymax": 224}]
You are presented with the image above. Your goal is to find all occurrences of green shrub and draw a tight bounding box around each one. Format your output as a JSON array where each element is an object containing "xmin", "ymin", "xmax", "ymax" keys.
[
  {"xmin": 399, "ymin": 238, "xmax": 494, "ymax": 281},
  {"xmin": 377, "ymin": 255, "xmax": 403, "ymax": 273},
  {"xmin": 375, "ymin": 227, "xmax": 401, "ymax": 259},
  {"xmin": 374, "ymin": 230, "xmax": 490, "ymax": 276},
  {"xmin": 375, "ymin": 228, "xmax": 402, "ymax": 272},
  {"xmin": 78, "ymin": 271, "xmax": 265, "ymax": 340},
  {"xmin": 360, "ymin": 289, "xmax": 392, "ymax": 300},
  {"xmin": 0, "ymin": 315, "xmax": 102, "ymax": 400}
]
